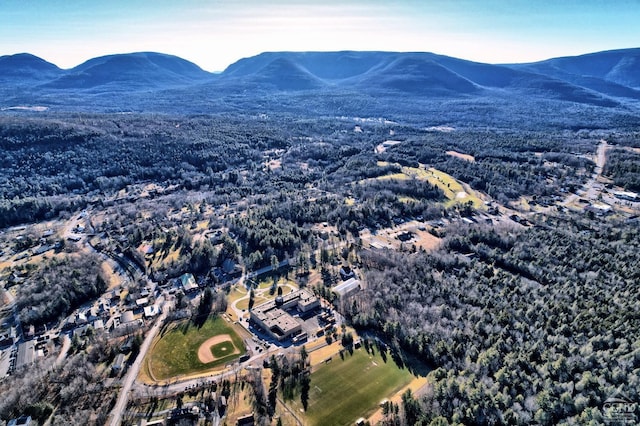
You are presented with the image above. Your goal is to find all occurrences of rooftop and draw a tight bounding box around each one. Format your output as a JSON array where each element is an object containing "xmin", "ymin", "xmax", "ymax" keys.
[
  {"xmin": 333, "ymin": 278, "xmax": 361, "ymax": 297},
  {"xmin": 180, "ymin": 273, "xmax": 198, "ymax": 291},
  {"xmin": 15, "ymin": 341, "xmax": 35, "ymax": 370},
  {"xmin": 251, "ymin": 289, "xmax": 318, "ymax": 337},
  {"xmin": 262, "ymin": 308, "xmax": 300, "ymax": 336}
]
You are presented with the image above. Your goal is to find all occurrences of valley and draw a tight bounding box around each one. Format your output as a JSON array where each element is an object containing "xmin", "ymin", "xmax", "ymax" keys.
[{"xmin": 0, "ymin": 48, "xmax": 639, "ymax": 426}]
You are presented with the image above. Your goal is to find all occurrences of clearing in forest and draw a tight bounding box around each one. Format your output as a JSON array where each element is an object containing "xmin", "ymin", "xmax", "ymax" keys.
[
  {"xmin": 446, "ymin": 150, "xmax": 475, "ymax": 162},
  {"xmin": 375, "ymin": 164, "xmax": 484, "ymax": 208},
  {"xmin": 404, "ymin": 166, "xmax": 484, "ymax": 208}
]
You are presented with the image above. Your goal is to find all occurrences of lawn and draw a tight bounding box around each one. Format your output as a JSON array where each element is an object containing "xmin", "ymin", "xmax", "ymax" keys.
[
  {"xmin": 146, "ymin": 316, "xmax": 246, "ymax": 381},
  {"xmin": 227, "ymin": 286, "xmax": 248, "ymax": 304},
  {"xmin": 300, "ymin": 347, "xmax": 415, "ymax": 426}
]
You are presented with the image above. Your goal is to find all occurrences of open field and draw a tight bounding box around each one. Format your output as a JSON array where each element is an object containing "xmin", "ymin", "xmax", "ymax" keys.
[
  {"xmin": 409, "ymin": 226, "xmax": 442, "ymax": 251},
  {"xmin": 409, "ymin": 166, "xmax": 484, "ymax": 208},
  {"xmin": 147, "ymin": 245, "xmax": 181, "ymax": 271},
  {"xmin": 374, "ymin": 164, "xmax": 485, "ymax": 208},
  {"xmin": 236, "ymin": 296, "xmax": 265, "ymax": 311},
  {"xmin": 308, "ymin": 340, "xmax": 344, "ymax": 366},
  {"xmin": 144, "ymin": 316, "xmax": 246, "ymax": 381},
  {"xmin": 446, "ymin": 150, "xmax": 475, "ymax": 162},
  {"xmin": 291, "ymin": 347, "xmax": 416, "ymax": 426},
  {"xmin": 100, "ymin": 261, "xmax": 122, "ymax": 290},
  {"xmin": 360, "ymin": 220, "xmax": 441, "ymax": 252}
]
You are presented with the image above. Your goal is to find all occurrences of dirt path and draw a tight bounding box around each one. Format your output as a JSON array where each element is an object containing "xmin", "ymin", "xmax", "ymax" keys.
[
  {"xmin": 561, "ymin": 139, "xmax": 608, "ymax": 207},
  {"xmin": 55, "ymin": 334, "xmax": 71, "ymax": 367},
  {"xmin": 197, "ymin": 334, "xmax": 238, "ymax": 363}
]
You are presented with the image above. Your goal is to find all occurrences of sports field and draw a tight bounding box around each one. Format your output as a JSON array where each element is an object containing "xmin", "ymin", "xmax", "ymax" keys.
[
  {"xmin": 302, "ymin": 347, "xmax": 415, "ymax": 426},
  {"xmin": 145, "ymin": 316, "xmax": 245, "ymax": 381}
]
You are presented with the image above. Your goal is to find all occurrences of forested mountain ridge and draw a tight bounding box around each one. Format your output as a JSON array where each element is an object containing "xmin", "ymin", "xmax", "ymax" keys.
[
  {"xmin": 41, "ymin": 52, "xmax": 216, "ymax": 91},
  {"xmin": 509, "ymin": 48, "xmax": 640, "ymax": 89},
  {"xmin": 1, "ymin": 49, "xmax": 640, "ymax": 114}
]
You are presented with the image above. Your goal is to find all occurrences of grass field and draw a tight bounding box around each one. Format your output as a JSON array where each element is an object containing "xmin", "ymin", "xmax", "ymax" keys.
[
  {"xmin": 236, "ymin": 296, "xmax": 265, "ymax": 311},
  {"xmin": 298, "ymin": 348, "xmax": 415, "ymax": 426},
  {"xmin": 405, "ymin": 166, "xmax": 484, "ymax": 208},
  {"xmin": 210, "ymin": 341, "xmax": 236, "ymax": 358},
  {"xmin": 146, "ymin": 316, "xmax": 246, "ymax": 381},
  {"xmin": 373, "ymin": 163, "xmax": 484, "ymax": 209}
]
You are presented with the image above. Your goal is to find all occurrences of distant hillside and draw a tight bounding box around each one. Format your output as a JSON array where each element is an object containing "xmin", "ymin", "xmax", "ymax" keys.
[
  {"xmin": 0, "ymin": 53, "xmax": 63, "ymax": 83},
  {"xmin": 0, "ymin": 48, "xmax": 639, "ymax": 115},
  {"xmin": 510, "ymin": 48, "xmax": 640, "ymax": 90},
  {"xmin": 223, "ymin": 51, "xmax": 393, "ymax": 80},
  {"xmin": 221, "ymin": 50, "xmax": 622, "ymax": 105},
  {"xmin": 43, "ymin": 52, "xmax": 214, "ymax": 91},
  {"xmin": 352, "ymin": 56, "xmax": 479, "ymax": 95},
  {"xmin": 221, "ymin": 57, "xmax": 326, "ymax": 91}
]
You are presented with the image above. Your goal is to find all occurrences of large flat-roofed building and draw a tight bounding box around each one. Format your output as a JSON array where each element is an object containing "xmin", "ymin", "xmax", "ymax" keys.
[
  {"xmin": 250, "ymin": 289, "xmax": 319, "ymax": 341},
  {"xmin": 15, "ymin": 341, "xmax": 35, "ymax": 370},
  {"xmin": 332, "ymin": 278, "xmax": 361, "ymax": 298}
]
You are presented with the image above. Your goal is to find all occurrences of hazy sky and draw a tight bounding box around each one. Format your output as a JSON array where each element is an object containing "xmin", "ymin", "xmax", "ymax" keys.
[{"xmin": 1, "ymin": 0, "xmax": 639, "ymax": 71}]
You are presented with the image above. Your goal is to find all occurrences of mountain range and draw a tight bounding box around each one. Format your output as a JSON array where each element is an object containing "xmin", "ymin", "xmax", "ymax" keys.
[{"xmin": 1, "ymin": 48, "xmax": 640, "ymax": 115}]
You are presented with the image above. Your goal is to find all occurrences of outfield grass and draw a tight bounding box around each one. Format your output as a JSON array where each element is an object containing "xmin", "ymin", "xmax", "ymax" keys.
[
  {"xmin": 146, "ymin": 316, "xmax": 246, "ymax": 381},
  {"xmin": 301, "ymin": 348, "xmax": 415, "ymax": 426}
]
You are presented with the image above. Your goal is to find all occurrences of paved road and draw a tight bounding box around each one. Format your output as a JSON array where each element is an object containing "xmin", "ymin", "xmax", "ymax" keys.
[
  {"xmin": 107, "ymin": 309, "xmax": 168, "ymax": 426},
  {"xmin": 134, "ymin": 363, "xmax": 246, "ymax": 398}
]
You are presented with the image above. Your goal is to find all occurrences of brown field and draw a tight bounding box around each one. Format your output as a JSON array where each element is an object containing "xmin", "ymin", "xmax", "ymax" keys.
[
  {"xmin": 266, "ymin": 159, "xmax": 282, "ymax": 170},
  {"xmin": 100, "ymin": 261, "xmax": 122, "ymax": 289},
  {"xmin": 446, "ymin": 150, "xmax": 475, "ymax": 162},
  {"xmin": 411, "ymin": 227, "xmax": 442, "ymax": 251},
  {"xmin": 361, "ymin": 221, "xmax": 441, "ymax": 252},
  {"xmin": 308, "ymin": 340, "xmax": 344, "ymax": 368}
]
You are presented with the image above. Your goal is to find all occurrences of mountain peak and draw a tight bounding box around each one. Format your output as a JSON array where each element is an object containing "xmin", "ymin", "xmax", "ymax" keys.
[
  {"xmin": 43, "ymin": 52, "xmax": 214, "ymax": 91},
  {"xmin": 0, "ymin": 53, "xmax": 62, "ymax": 81}
]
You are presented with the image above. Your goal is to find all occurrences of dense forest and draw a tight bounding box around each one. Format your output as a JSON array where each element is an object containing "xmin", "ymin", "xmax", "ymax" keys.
[
  {"xmin": 0, "ymin": 113, "xmax": 605, "ymax": 231},
  {"xmin": 604, "ymin": 147, "xmax": 640, "ymax": 191},
  {"xmin": 345, "ymin": 214, "xmax": 640, "ymax": 425},
  {"xmin": 0, "ymin": 332, "xmax": 123, "ymax": 424},
  {"xmin": 13, "ymin": 253, "xmax": 107, "ymax": 327}
]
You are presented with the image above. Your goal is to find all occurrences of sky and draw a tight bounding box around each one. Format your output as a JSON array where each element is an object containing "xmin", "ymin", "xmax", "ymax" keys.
[{"xmin": 0, "ymin": 0, "xmax": 639, "ymax": 72}]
